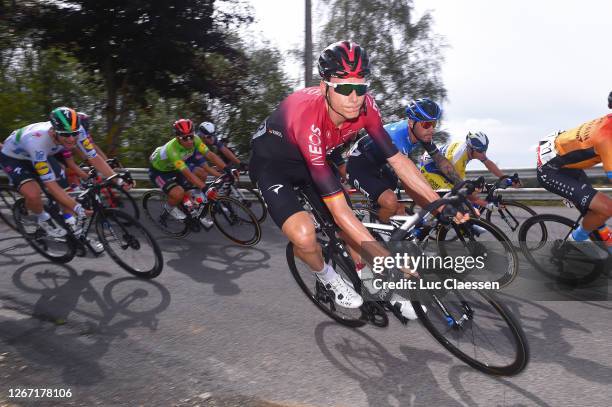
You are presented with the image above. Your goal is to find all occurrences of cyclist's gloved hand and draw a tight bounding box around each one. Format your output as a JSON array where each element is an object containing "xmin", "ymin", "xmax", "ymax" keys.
[{"xmin": 73, "ymin": 203, "xmax": 87, "ymax": 219}]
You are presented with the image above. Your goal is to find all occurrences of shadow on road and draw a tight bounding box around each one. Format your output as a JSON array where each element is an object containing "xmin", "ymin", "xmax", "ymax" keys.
[
  {"xmin": 1, "ymin": 261, "xmax": 170, "ymax": 387},
  {"xmin": 314, "ymin": 321, "xmax": 461, "ymax": 406},
  {"xmin": 165, "ymin": 237, "xmax": 271, "ymax": 296}
]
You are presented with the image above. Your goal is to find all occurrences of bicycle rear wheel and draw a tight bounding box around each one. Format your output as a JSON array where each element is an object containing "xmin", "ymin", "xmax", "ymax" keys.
[
  {"xmin": 286, "ymin": 242, "xmax": 367, "ymax": 328},
  {"xmin": 518, "ymin": 214, "xmax": 604, "ymax": 284},
  {"xmin": 412, "ymin": 287, "xmax": 529, "ymax": 376},
  {"xmin": 209, "ymin": 196, "xmax": 261, "ymax": 246},
  {"xmin": 485, "ymin": 201, "xmax": 537, "ymax": 249},
  {"xmin": 142, "ymin": 190, "xmax": 189, "ymax": 238},
  {"xmin": 436, "ymin": 218, "xmax": 519, "ymax": 287},
  {"xmin": 96, "ymin": 209, "xmax": 163, "ymax": 278},
  {"xmin": 0, "ymin": 185, "xmax": 18, "ymax": 231},
  {"xmin": 12, "ymin": 198, "xmax": 77, "ymax": 263}
]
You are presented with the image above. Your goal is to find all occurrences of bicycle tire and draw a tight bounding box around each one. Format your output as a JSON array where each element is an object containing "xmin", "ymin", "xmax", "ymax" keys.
[
  {"xmin": 12, "ymin": 198, "xmax": 77, "ymax": 263},
  {"xmin": 485, "ymin": 201, "xmax": 537, "ymax": 250},
  {"xmin": 99, "ymin": 184, "xmax": 140, "ymax": 220},
  {"xmin": 412, "ymin": 290, "xmax": 529, "ymax": 376},
  {"xmin": 232, "ymin": 187, "xmax": 268, "ymax": 224},
  {"xmin": 436, "ymin": 218, "xmax": 519, "ymax": 288},
  {"xmin": 95, "ymin": 208, "xmax": 163, "ymax": 279},
  {"xmin": 286, "ymin": 242, "xmax": 366, "ymax": 328},
  {"xmin": 0, "ymin": 185, "xmax": 18, "ymax": 231},
  {"xmin": 518, "ymin": 213, "xmax": 604, "ymax": 284},
  {"xmin": 209, "ymin": 196, "xmax": 261, "ymax": 246},
  {"xmin": 142, "ymin": 190, "xmax": 189, "ymax": 238}
]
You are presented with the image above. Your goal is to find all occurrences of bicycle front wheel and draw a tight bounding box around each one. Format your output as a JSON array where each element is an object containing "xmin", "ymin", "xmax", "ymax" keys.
[
  {"xmin": 99, "ymin": 184, "xmax": 139, "ymax": 220},
  {"xmin": 96, "ymin": 209, "xmax": 164, "ymax": 279},
  {"xmin": 412, "ymin": 288, "xmax": 529, "ymax": 376},
  {"xmin": 209, "ymin": 196, "xmax": 261, "ymax": 246}
]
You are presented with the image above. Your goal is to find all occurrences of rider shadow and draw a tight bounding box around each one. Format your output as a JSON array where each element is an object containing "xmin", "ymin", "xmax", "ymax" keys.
[
  {"xmin": 1, "ymin": 262, "xmax": 170, "ymax": 386},
  {"xmin": 314, "ymin": 321, "xmax": 462, "ymax": 406},
  {"xmin": 498, "ymin": 293, "xmax": 612, "ymax": 386},
  {"xmin": 166, "ymin": 240, "xmax": 271, "ymax": 296},
  {"xmin": 0, "ymin": 235, "xmax": 36, "ymax": 268}
]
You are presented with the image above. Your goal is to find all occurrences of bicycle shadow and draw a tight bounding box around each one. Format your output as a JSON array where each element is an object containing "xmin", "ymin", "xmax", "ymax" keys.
[
  {"xmin": 499, "ymin": 293, "xmax": 612, "ymax": 386},
  {"xmin": 314, "ymin": 321, "xmax": 462, "ymax": 406},
  {"xmin": 165, "ymin": 239, "xmax": 271, "ymax": 296},
  {"xmin": 1, "ymin": 262, "xmax": 170, "ymax": 386},
  {"xmin": 0, "ymin": 235, "xmax": 36, "ymax": 268}
]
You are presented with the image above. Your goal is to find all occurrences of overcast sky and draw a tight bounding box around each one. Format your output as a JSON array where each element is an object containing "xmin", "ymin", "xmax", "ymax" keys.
[{"xmin": 248, "ymin": 0, "xmax": 611, "ymax": 169}]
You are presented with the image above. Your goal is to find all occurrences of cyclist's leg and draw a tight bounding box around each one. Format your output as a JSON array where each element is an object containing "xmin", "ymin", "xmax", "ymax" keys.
[
  {"xmin": 347, "ymin": 155, "xmax": 397, "ymax": 222},
  {"xmin": 537, "ymin": 165, "xmax": 606, "ymax": 236},
  {"xmin": 148, "ymin": 166, "xmax": 185, "ymax": 206},
  {"xmin": 0, "ymin": 154, "xmax": 43, "ymax": 213}
]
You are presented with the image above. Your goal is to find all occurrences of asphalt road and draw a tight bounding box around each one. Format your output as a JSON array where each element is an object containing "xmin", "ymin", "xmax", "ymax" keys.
[{"xmin": 0, "ymin": 206, "xmax": 611, "ymax": 407}]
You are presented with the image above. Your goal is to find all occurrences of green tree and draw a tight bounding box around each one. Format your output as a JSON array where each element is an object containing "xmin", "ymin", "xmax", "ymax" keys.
[
  {"xmin": 9, "ymin": 0, "xmax": 253, "ymax": 154},
  {"xmin": 318, "ymin": 0, "xmax": 447, "ymax": 127}
]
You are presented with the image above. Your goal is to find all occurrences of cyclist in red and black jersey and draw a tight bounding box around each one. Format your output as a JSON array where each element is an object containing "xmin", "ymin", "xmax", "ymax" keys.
[{"xmin": 249, "ymin": 41, "xmax": 460, "ymax": 317}]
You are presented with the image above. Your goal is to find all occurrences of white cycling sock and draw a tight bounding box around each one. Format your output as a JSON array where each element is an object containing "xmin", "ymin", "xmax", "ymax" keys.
[
  {"xmin": 36, "ymin": 211, "xmax": 51, "ymax": 222},
  {"xmin": 314, "ymin": 263, "xmax": 337, "ymax": 283}
]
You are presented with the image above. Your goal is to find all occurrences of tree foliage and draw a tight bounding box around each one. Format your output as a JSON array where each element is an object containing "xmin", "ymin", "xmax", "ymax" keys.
[
  {"xmin": 318, "ymin": 0, "xmax": 447, "ymax": 126},
  {"xmin": 8, "ymin": 0, "xmax": 253, "ymax": 153}
]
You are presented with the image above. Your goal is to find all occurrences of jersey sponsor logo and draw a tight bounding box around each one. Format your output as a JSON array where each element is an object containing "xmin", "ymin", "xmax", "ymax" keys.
[
  {"xmin": 82, "ymin": 137, "xmax": 94, "ymax": 151},
  {"xmin": 269, "ymin": 129, "xmax": 283, "ymax": 138},
  {"xmin": 308, "ymin": 124, "xmax": 324, "ymax": 166},
  {"xmin": 35, "ymin": 150, "xmax": 45, "ymax": 161},
  {"xmin": 34, "ymin": 161, "xmax": 50, "ymax": 176},
  {"xmin": 267, "ymin": 184, "xmax": 284, "ymax": 194}
]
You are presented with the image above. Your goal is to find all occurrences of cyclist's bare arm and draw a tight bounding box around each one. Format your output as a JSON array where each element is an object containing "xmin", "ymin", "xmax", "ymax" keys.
[
  {"xmin": 93, "ymin": 143, "xmax": 109, "ymax": 161},
  {"xmin": 387, "ymin": 152, "xmax": 440, "ymax": 205},
  {"xmin": 203, "ymin": 162, "xmax": 222, "ymax": 177},
  {"xmin": 45, "ymin": 180, "xmax": 79, "ymax": 213},
  {"xmin": 219, "ymin": 145, "xmax": 240, "ymax": 165},
  {"xmin": 482, "ymin": 158, "xmax": 506, "ymax": 178},
  {"xmin": 204, "ymin": 150, "xmax": 226, "ymax": 170},
  {"xmin": 430, "ymin": 150, "xmax": 463, "ymax": 185},
  {"xmin": 65, "ymin": 156, "xmax": 89, "ymax": 180}
]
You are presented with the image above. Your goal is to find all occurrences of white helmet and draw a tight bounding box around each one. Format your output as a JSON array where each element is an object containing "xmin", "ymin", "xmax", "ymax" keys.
[
  {"xmin": 466, "ymin": 131, "xmax": 489, "ymax": 152},
  {"xmin": 197, "ymin": 121, "xmax": 215, "ymax": 137}
]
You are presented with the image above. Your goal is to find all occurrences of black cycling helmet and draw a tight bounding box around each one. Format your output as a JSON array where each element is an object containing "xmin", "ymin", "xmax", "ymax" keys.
[
  {"xmin": 405, "ymin": 98, "xmax": 442, "ymax": 122},
  {"xmin": 49, "ymin": 107, "xmax": 80, "ymax": 134},
  {"xmin": 318, "ymin": 40, "xmax": 370, "ymax": 80},
  {"xmin": 608, "ymin": 91, "xmax": 612, "ymax": 109}
]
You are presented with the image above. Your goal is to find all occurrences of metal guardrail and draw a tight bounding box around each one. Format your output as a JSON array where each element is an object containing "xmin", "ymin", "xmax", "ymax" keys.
[
  {"xmin": 119, "ymin": 166, "xmax": 607, "ymax": 183},
  {"xmin": 2, "ymin": 167, "xmax": 610, "ymax": 201}
]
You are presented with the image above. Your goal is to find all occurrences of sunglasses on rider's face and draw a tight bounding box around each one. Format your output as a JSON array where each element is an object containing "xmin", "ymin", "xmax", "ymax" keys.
[
  {"xmin": 56, "ymin": 131, "xmax": 79, "ymax": 138},
  {"xmin": 178, "ymin": 134, "xmax": 194, "ymax": 141},
  {"xmin": 324, "ymin": 81, "xmax": 369, "ymax": 96},
  {"xmin": 419, "ymin": 121, "xmax": 437, "ymax": 129}
]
